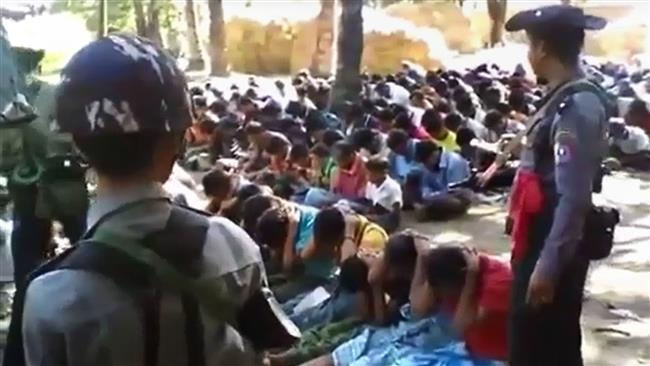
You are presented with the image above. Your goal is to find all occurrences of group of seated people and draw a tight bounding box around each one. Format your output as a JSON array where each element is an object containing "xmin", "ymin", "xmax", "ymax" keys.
[{"xmin": 172, "ymin": 60, "xmax": 650, "ymax": 365}]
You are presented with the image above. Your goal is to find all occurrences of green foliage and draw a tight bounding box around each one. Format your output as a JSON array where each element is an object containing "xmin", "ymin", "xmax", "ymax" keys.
[{"xmin": 50, "ymin": 0, "xmax": 177, "ymax": 34}]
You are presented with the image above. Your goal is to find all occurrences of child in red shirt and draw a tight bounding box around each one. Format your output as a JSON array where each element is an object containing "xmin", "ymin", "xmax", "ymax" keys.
[{"xmin": 411, "ymin": 242, "xmax": 512, "ymax": 361}]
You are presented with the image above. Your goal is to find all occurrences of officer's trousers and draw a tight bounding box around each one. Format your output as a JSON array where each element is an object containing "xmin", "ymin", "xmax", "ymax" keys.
[{"xmin": 509, "ymin": 207, "xmax": 589, "ymax": 366}]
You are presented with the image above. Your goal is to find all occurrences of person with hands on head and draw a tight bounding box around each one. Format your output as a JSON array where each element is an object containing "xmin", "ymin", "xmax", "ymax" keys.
[{"xmin": 503, "ymin": 5, "xmax": 609, "ymax": 366}]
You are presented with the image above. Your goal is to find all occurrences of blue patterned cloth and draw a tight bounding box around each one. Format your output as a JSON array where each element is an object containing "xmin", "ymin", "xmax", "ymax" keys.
[{"xmin": 332, "ymin": 306, "xmax": 501, "ymax": 366}]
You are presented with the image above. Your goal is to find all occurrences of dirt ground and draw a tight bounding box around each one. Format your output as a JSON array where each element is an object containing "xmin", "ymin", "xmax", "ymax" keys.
[
  {"xmin": 403, "ymin": 171, "xmax": 650, "ymax": 366},
  {"xmin": 1, "ymin": 172, "xmax": 648, "ymax": 365}
]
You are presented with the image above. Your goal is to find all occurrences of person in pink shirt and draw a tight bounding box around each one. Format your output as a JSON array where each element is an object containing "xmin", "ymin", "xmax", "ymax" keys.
[{"xmin": 330, "ymin": 141, "xmax": 368, "ymax": 199}]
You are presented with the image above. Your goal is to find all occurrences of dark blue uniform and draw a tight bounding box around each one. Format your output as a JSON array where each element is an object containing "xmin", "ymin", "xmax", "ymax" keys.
[{"xmin": 505, "ymin": 5, "xmax": 608, "ymax": 366}]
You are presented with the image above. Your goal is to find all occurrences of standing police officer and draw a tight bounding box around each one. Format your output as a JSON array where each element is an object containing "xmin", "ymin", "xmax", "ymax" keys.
[{"xmin": 504, "ymin": 6, "xmax": 609, "ymax": 366}]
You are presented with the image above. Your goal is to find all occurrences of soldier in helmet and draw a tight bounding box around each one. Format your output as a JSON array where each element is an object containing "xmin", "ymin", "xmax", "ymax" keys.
[
  {"xmin": 503, "ymin": 5, "xmax": 609, "ymax": 366},
  {"xmin": 5, "ymin": 34, "xmax": 282, "ymax": 366}
]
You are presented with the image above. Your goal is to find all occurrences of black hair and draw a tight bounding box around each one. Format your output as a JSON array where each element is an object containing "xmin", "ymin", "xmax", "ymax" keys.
[
  {"xmin": 241, "ymin": 194, "xmax": 275, "ymax": 238},
  {"xmin": 482, "ymin": 86, "xmax": 502, "ymax": 110},
  {"xmin": 245, "ymin": 121, "xmax": 265, "ymax": 135},
  {"xmin": 414, "ymin": 140, "xmax": 440, "ymax": 163},
  {"xmin": 322, "ymin": 129, "xmax": 346, "ymax": 147},
  {"xmin": 376, "ymin": 108, "xmax": 395, "ymax": 122},
  {"xmin": 509, "ymin": 89, "xmax": 528, "ymax": 113},
  {"xmin": 444, "ymin": 112, "xmax": 464, "ymax": 132},
  {"xmin": 209, "ymin": 100, "xmax": 228, "ymax": 115},
  {"xmin": 313, "ymin": 207, "xmax": 345, "ymax": 247},
  {"xmin": 193, "ymin": 95, "xmax": 207, "ymax": 108},
  {"xmin": 386, "ymin": 129, "xmax": 410, "ymax": 151},
  {"xmin": 425, "ymin": 245, "xmax": 468, "ymax": 291},
  {"xmin": 339, "ymin": 256, "xmax": 370, "ymax": 293},
  {"xmin": 435, "ymin": 98, "xmax": 452, "ymax": 114},
  {"xmin": 455, "ymin": 94, "xmax": 476, "ymax": 118},
  {"xmin": 384, "ymin": 233, "xmax": 417, "ymax": 271},
  {"xmin": 256, "ymin": 207, "xmax": 290, "ymax": 249},
  {"xmin": 496, "ymin": 102, "xmax": 511, "ymax": 115},
  {"xmin": 351, "ymin": 128, "xmax": 379, "ymax": 153},
  {"xmin": 394, "ymin": 111, "xmax": 414, "ymax": 131},
  {"xmin": 455, "ymin": 127, "xmax": 476, "ymax": 146},
  {"xmin": 202, "ymin": 168, "xmax": 231, "ymax": 197},
  {"xmin": 221, "ymin": 184, "xmax": 264, "ymax": 224},
  {"xmin": 332, "ymin": 140, "xmax": 356, "ymax": 158},
  {"xmin": 483, "ymin": 109, "xmax": 504, "ymax": 130},
  {"xmin": 73, "ymin": 132, "xmax": 172, "ymax": 177},
  {"xmin": 265, "ymin": 135, "xmax": 289, "ymax": 155},
  {"xmin": 527, "ymin": 25, "xmax": 585, "ymax": 67},
  {"xmin": 309, "ymin": 143, "xmax": 330, "ymax": 158},
  {"xmin": 420, "ymin": 109, "xmax": 444, "ymax": 133},
  {"xmin": 365, "ymin": 157, "xmax": 390, "ymax": 173},
  {"xmin": 304, "ymin": 110, "xmax": 327, "ymax": 134},
  {"xmin": 628, "ymin": 99, "xmax": 650, "ymax": 118},
  {"xmin": 289, "ymin": 144, "xmax": 309, "ymax": 162}
]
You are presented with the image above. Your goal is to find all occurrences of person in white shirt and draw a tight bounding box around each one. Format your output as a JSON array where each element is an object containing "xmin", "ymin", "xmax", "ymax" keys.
[{"xmin": 364, "ymin": 157, "xmax": 403, "ymax": 233}]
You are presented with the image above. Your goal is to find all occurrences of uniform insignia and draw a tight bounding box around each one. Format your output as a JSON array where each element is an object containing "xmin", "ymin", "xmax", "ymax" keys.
[{"xmin": 554, "ymin": 130, "xmax": 576, "ymax": 164}]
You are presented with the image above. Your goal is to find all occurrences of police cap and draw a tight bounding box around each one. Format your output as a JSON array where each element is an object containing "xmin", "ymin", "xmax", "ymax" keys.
[{"xmin": 505, "ymin": 5, "xmax": 606, "ymax": 32}]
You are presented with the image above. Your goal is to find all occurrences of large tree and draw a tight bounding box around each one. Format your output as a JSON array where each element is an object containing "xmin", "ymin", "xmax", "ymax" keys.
[
  {"xmin": 331, "ymin": 0, "xmax": 364, "ymax": 110},
  {"xmin": 184, "ymin": 0, "xmax": 204, "ymax": 71},
  {"xmin": 487, "ymin": 0, "xmax": 507, "ymax": 48},
  {"xmin": 309, "ymin": 0, "xmax": 335, "ymax": 77},
  {"xmin": 207, "ymin": 0, "xmax": 228, "ymax": 76},
  {"xmin": 132, "ymin": 0, "xmax": 163, "ymax": 45}
]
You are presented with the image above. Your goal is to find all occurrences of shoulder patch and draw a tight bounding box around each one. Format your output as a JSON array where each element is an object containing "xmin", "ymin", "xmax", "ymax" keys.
[{"xmin": 554, "ymin": 130, "xmax": 577, "ymax": 164}]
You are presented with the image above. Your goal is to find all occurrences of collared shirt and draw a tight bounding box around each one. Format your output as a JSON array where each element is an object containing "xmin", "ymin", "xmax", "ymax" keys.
[
  {"xmin": 432, "ymin": 131, "xmax": 460, "ymax": 152},
  {"xmin": 332, "ymin": 154, "xmax": 368, "ymax": 199},
  {"xmin": 365, "ymin": 176, "xmax": 403, "ymax": 211},
  {"xmin": 23, "ymin": 182, "xmax": 266, "ymax": 366},
  {"xmin": 388, "ymin": 139, "xmax": 418, "ymax": 182},
  {"xmin": 415, "ymin": 150, "xmax": 470, "ymax": 198}
]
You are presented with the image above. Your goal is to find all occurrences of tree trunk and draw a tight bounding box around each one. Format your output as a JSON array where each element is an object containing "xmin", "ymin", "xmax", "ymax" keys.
[
  {"xmin": 331, "ymin": 0, "xmax": 364, "ymax": 111},
  {"xmin": 207, "ymin": 0, "xmax": 228, "ymax": 76},
  {"xmin": 184, "ymin": 0, "xmax": 204, "ymax": 70},
  {"xmin": 487, "ymin": 0, "xmax": 507, "ymax": 48},
  {"xmin": 133, "ymin": 0, "xmax": 147, "ymax": 37},
  {"xmin": 97, "ymin": 0, "xmax": 107, "ymax": 39},
  {"xmin": 309, "ymin": 0, "xmax": 335, "ymax": 77},
  {"xmin": 146, "ymin": 0, "xmax": 163, "ymax": 46}
]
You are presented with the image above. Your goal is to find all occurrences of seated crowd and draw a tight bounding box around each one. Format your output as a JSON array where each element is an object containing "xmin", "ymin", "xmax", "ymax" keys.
[{"xmin": 176, "ymin": 62, "xmax": 649, "ymax": 365}]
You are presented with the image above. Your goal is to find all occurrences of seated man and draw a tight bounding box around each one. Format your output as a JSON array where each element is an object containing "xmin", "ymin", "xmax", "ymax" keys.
[
  {"xmin": 364, "ymin": 157, "xmax": 402, "ymax": 233},
  {"xmin": 609, "ymin": 119, "xmax": 650, "ymax": 171},
  {"xmin": 410, "ymin": 243, "xmax": 512, "ymax": 361},
  {"xmin": 255, "ymin": 200, "xmax": 327, "ymax": 303},
  {"xmin": 483, "ymin": 109, "xmax": 525, "ymax": 143},
  {"xmin": 386, "ymin": 129, "xmax": 419, "ymax": 184},
  {"xmin": 406, "ymin": 140, "xmax": 472, "ymax": 221},
  {"xmin": 421, "ymin": 108, "xmax": 460, "ymax": 152},
  {"xmin": 243, "ymin": 121, "xmax": 290, "ymax": 173}
]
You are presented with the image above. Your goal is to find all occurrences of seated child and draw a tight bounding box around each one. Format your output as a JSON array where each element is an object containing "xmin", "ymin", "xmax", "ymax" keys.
[
  {"xmin": 364, "ymin": 157, "xmax": 402, "ymax": 233},
  {"xmin": 221, "ymin": 183, "xmax": 265, "ymax": 224},
  {"xmin": 304, "ymin": 141, "xmax": 368, "ymax": 208},
  {"xmin": 406, "ymin": 140, "xmax": 472, "ymax": 221},
  {"xmin": 421, "ymin": 108, "xmax": 460, "ymax": 152},
  {"xmin": 202, "ymin": 168, "xmax": 233, "ymax": 214},
  {"xmin": 309, "ymin": 143, "xmax": 337, "ymax": 189},
  {"xmin": 410, "ymin": 244, "xmax": 512, "ymax": 361}
]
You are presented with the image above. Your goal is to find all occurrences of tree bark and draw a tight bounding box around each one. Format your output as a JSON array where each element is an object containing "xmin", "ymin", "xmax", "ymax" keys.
[
  {"xmin": 207, "ymin": 0, "xmax": 228, "ymax": 76},
  {"xmin": 146, "ymin": 0, "xmax": 163, "ymax": 46},
  {"xmin": 487, "ymin": 0, "xmax": 507, "ymax": 48},
  {"xmin": 97, "ymin": 0, "xmax": 107, "ymax": 39},
  {"xmin": 184, "ymin": 0, "xmax": 204, "ymax": 70},
  {"xmin": 331, "ymin": 0, "xmax": 364, "ymax": 111},
  {"xmin": 133, "ymin": 0, "xmax": 147, "ymax": 37},
  {"xmin": 309, "ymin": 0, "xmax": 335, "ymax": 77}
]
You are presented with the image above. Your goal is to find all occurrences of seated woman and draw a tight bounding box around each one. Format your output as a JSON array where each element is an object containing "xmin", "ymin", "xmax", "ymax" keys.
[
  {"xmin": 304, "ymin": 141, "xmax": 368, "ymax": 208},
  {"xmin": 364, "ymin": 157, "xmax": 402, "ymax": 233},
  {"xmin": 309, "ymin": 143, "xmax": 337, "ymax": 189},
  {"xmin": 405, "ymin": 140, "xmax": 473, "ymax": 221}
]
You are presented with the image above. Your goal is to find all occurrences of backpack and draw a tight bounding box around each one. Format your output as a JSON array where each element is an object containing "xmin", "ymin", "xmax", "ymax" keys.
[{"xmin": 3, "ymin": 199, "xmax": 299, "ymax": 366}]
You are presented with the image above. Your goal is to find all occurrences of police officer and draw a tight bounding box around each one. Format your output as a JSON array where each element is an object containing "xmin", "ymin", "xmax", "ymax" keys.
[
  {"xmin": 7, "ymin": 34, "xmax": 274, "ymax": 366},
  {"xmin": 504, "ymin": 6, "xmax": 608, "ymax": 366}
]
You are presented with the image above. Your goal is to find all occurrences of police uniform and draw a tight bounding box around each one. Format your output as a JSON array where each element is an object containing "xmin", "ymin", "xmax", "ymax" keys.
[
  {"xmin": 5, "ymin": 34, "xmax": 271, "ymax": 366},
  {"xmin": 504, "ymin": 6, "xmax": 608, "ymax": 366}
]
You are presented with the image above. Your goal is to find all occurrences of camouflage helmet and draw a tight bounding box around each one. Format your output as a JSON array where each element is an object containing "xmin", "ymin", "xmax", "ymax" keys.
[{"xmin": 55, "ymin": 33, "xmax": 192, "ymax": 136}]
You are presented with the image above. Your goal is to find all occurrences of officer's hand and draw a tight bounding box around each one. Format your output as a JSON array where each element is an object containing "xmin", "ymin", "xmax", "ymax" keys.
[{"xmin": 526, "ymin": 266, "xmax": 555, "ymax": 308}]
